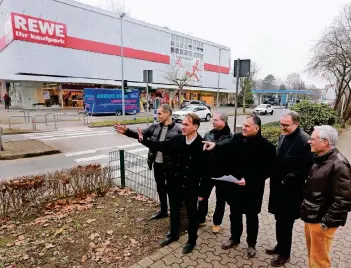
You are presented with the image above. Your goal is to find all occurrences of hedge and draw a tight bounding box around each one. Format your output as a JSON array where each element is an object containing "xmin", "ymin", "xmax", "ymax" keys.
[
  {"xmin": 291, "ymin": 101, "xmax": 337, "ymax": 134},
  {"xmin": 0, "ymin": 164, "xmax": 113, "ymax": 220},
  {"xmin": 261, "ymin": 122, "xmax": 281, "ymax": 146}
]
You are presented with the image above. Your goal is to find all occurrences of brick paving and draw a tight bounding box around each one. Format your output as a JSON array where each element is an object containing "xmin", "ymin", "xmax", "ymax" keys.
[{"xmin": 130, "ymin": 129, "xmax": 351, "ymax": 268}]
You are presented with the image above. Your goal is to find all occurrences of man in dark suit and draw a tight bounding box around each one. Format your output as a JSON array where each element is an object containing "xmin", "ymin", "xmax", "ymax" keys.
[
  {"xmin": 267, "ymin": 111, "xmax": 313, "ymax": 267},
  {"xmin": 203, "ymin": 115, "xmax": 276, "ymax": 258},
  {"xmin": 138, "ymin": 113, "xmax": 206, "ymax": 254}
]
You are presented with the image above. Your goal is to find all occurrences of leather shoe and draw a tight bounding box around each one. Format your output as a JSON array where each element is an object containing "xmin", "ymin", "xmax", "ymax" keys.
[
  {"xmin": 149, "ymin": 211, "xmax": 168, "ymax": 220},
  {"xmin": 221, "ymin": 240, "xmax": 240, "ymax": 250},
  {"xmin": 182, "ymin": 243, "xmax": 195, "ymax": 254},
  {"xmin": 265, "ymin": 247, "xmax": 279, "ymax": 255},
  {"xmin": 247, "ymin": 247, "xmax": 256, "ymax": 258},
  {"xmin": 160, "ymin": 236, "xmax": 179, "ymax": 247},
  {"xmin": 271, "ymin": 256, "xmax": 290, "ymax": 267}
]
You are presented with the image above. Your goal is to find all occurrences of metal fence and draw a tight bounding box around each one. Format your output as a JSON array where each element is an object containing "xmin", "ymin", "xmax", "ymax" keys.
[{"xmin": 109, "ymin": 150, "xmax": 158, "ymax": 201}]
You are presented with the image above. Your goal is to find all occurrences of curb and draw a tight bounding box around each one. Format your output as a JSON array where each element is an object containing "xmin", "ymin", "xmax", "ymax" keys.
[
  {"xmin": 0, "ymin": 149, "xmax": 61, "ymax": 160},
  {"xmin": 88, "ymin": 113, "xmax": 252, "ymax": 128},
  {"xmin": 2, "ymin": 131, "xmax": 42, "ymax": 135},
  {"xmin": 89, "ymin": 121, "xmax": 153, "ymax": 128}
]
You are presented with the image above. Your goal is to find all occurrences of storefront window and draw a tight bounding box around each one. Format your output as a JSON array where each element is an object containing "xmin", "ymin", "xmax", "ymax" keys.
[
  {"xmin": 40, "ymin": 83, "xmax": 61, "ymax": 107},
  {"xmin": 62, "ymin": 89, "xmax": 84, "ymax": 108}
]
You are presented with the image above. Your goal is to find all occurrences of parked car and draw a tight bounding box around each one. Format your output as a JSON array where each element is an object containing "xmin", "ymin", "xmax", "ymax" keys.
[
  {"xmin": 180, "ymin": 100, "xmax": 211, "ymax": 110},
  {"xmin": 253, "ymin": 104, "xmax": 274, "ymax": 115},
  {"xmin": 172, "ymin": 105, "xmax": 212, "ymax": 122}
]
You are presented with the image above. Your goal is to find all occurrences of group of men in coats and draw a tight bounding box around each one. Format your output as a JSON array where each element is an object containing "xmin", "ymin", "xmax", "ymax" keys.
[{"xmin": 115, "ymin": 104, "xmax": 351, "ymax": 267}]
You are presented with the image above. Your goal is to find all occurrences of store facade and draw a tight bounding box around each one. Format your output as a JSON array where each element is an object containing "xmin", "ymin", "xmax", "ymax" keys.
[{"xmin": 0, "ymin": 0, "xmax": 234, "ymax": 109}]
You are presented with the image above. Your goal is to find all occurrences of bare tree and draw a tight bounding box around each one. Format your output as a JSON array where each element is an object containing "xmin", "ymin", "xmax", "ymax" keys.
[
  {"xmin": 164, "ymin": 65, "xmax": 190, "ymax": 103},
  {"xmin": 286, "ymin": 72, "xmax": 306, "ymax": 90},
  {"xmin": 308, "ymin": 3, "xmax": 351, "ymax": 121},
  {"xmin": 78, "ymin": 0, "xmax": 130, "ymax": 16},
  {"xmin": 103, "ymin": 0, "xmax": 129, "ymax": 16},
  {"xmin": 240, "ymin": 63, "xmax": 259, "ymax": 112}
]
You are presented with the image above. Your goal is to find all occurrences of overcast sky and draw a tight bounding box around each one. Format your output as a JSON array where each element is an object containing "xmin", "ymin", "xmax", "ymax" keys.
[{"xmin": 77, "ymin": 0, "xmax": 350, "ymax": 88}]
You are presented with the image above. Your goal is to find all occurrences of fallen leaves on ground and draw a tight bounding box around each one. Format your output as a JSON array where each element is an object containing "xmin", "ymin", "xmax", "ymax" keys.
[{"xmin": 0, "ymin": 187, "xmax": 171, "ymax": 268}]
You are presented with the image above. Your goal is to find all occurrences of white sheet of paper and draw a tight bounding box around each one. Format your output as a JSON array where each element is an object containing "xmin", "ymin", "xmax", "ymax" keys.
[{"xmin": 212, "ymin": 175, "xmax": 242, "ymax": 184}]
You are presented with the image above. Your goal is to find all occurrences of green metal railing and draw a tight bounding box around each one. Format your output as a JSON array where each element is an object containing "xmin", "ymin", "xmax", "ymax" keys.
[{"xmin": 109, "ymin": 150, "xmax": 158, "ymax": 201}]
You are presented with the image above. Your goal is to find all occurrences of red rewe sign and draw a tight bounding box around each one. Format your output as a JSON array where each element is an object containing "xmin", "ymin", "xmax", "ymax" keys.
[{"xmin": 11, "ymin": 13, "xmax": 67, "ymax": 47}]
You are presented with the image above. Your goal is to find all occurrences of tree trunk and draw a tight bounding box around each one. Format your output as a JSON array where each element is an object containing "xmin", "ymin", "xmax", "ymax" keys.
[
  {"xmin": 0, "ymin": 126, "xmax": 4, "ymax": 151},
  {"xmin": 179, "ymin": 87, "xmax": 184, "ymax": 107}
]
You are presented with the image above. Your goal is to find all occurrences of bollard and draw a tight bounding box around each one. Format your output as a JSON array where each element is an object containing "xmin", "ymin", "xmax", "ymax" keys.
[
  {"xmin": 133, "ymin": 109, "xmax": 136, "ymax": 121},
  {"xmin": 153, "ymin": 109, "xmax": 157, "ymax": 123}
]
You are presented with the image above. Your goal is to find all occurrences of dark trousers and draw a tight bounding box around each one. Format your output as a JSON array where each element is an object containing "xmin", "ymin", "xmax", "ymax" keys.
[
  {"xmin": 168, "ymin": 185, "xmax": 199, "ymax": 245},
  {"xmin": 197, "ymin": 180, "xmax": 226, "ymax": 225},
  {"xmin": 4, "ymin": 101, "xmax": 9, "ymax": 109},
  {"xmin": 153, "ymin": 163, "xmax": 168, "ymax": 213},
  {"xmin": 274, "ymin": 213, "xmax": 295, "ymax": 258},
  {"xmin": 229, "ymin": 211, "xmax": 259, "ymax": 247},
  {"xmin": 224, "ymin": 183, "xmax": 259, "ymax": 247}
]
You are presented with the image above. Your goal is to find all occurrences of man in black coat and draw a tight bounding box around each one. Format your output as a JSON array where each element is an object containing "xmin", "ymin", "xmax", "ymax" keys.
[
  {"xmin": 203, "ymin": 115, "xmax": 276, "ymax": 258},
  {"xmin": 198, "ymin": 111, "xmax": 232, "ymax": 233},
  {"xmin": 115, "ymin": 104, "xmax": 181, "ymax": 220},
  {"xmin": 267, "ymin": 111, "xmax": 313, "ymax": 267},
  {"xmin": 137, "ymin": 113, "xmax": 206, "ymax": 254}
]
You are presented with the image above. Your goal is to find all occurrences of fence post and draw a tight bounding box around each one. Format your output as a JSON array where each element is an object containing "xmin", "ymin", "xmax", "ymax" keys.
[
  {"xmin": 119, "ymin": 149, "xmax": 126, "ymax": 188},
  {"xmin": 153, "ymin": 109, "xmax": 157, "ymax": 123},
  {"xmin": 0, "ymin": 126, "xmax": 4, "ymax": 151}
]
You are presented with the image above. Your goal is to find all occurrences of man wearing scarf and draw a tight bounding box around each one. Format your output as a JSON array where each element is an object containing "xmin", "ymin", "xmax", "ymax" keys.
[{"xmin": 198, "ymin": 112, "xmax": 232, "ymax": 233}]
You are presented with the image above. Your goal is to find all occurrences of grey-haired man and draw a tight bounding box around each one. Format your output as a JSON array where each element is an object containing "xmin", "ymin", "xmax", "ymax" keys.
[{"xmin": 301, "ymin": 125, "xmax": 351, "ymax": 268}]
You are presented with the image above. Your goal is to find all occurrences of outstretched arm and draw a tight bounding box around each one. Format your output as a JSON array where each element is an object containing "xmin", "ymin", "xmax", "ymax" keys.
[
  {"xmin": 138, "ymin": 127, "xmax": 179, "ymax": 155},
  {"xmin": 114, "ymin": 123, "xmax": 155, "ymax": 139}
]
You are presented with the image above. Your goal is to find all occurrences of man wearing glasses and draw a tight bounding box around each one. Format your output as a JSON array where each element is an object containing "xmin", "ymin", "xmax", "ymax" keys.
[
  {"xmin": 301, "ymin": 125, "xmax": 351, "ymax": 268},
  {"xmin": 267, "ymin": 111, "xmax": 313, "ymax": 266},
  {"xmin": 197, "ymin": 112, "xmax": 232, "ymax": 234}
]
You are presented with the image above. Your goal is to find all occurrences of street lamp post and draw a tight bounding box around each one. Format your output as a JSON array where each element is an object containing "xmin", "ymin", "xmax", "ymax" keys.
[
  {"xmin": 216, "ymin": 48, "xmax": 222, "ymax": 110},
  {"xmin": 120, "ymin": 12, "xmax": 126, "ymax": 116}
]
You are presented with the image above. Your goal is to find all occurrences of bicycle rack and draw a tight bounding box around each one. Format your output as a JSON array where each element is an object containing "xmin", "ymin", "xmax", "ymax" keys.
[
  {"xmin": 83, "ymin": 112, "xmax": 90, "ymax": 125},
  {"xmin": 59, "ymin": 112, "xmax": 81, "ymax": 122},
  {"xmin": 9, "ymin": 115, "xmax": 35, "ymax": 130},
  {"xmin": 44, "ymin": 113, "xmax": 58, "ymax": 129},
  {"xmin": 18, "ymin": 110, "xmax": 30, "ymax": 123}
]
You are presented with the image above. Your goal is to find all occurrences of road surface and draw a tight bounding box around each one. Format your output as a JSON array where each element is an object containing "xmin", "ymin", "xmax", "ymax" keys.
[{"xmin": 0, "ymin": 110, "xmax": 285, "ymax": 180}]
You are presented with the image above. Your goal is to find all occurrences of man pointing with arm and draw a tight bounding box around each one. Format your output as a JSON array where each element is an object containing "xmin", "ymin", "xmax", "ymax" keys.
[{"xmin": 115, "ymin": 104, "xmax": 181, "ymax": 220}]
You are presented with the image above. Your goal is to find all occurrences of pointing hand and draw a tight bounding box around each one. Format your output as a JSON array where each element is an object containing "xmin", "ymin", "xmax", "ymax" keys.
[
  {"xmin": 114, "ymin": 122, "xmax": 127, "ymax": 134},
  {"xmin": 202, "ymin": 141, "xmax": 216, "ymax": 151}
]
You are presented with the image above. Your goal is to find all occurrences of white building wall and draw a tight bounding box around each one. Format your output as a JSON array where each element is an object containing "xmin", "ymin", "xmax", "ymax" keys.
[{"xmin": 0, "ymin": 0, "xmax": 233, "ymax": 91}]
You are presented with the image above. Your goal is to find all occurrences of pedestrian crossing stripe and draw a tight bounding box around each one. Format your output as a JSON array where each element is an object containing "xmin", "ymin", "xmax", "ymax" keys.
[
  {"xmin": 21, "ymin": 128, "xmax": 112, "ymax": 141},
  {"xmin": 69, "ymin": 143, "xmax": 149, "ymax": 164}
]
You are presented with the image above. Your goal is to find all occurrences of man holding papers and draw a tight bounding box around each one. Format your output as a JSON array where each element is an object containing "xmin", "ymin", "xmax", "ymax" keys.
[{"xmin": 203, "ymin": 115, "xmax": 276, "ymax": 258}]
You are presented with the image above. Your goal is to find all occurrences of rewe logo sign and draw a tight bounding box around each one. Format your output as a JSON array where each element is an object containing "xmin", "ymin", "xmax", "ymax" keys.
[{"xmin": 11, "ymin": 13, "xmax": 67, "ymax": 47}]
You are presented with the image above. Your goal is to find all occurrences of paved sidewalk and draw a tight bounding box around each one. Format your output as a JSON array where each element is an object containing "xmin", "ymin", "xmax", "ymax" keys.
[{"xmin": 130, "ymin": 129, "xmax": 351, "ymax": 268}]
